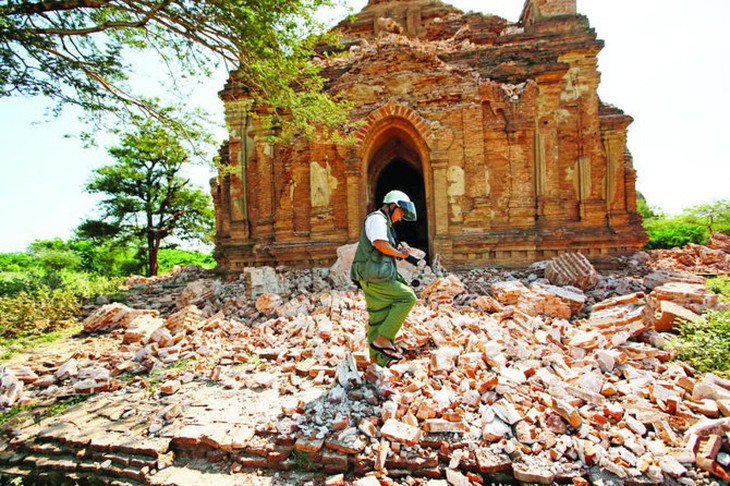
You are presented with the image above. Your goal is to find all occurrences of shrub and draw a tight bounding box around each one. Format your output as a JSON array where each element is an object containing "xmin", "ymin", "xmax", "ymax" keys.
[
  {"xmin": 707, "ymin": 276, "xmax": 730, "ymax": 301},
  {"xmin": 643, "ymin": 218, "xmax": 708, "ymax": 250},
  {"xmin": 0, "ymin": 269, "xmax": 48, "ymax": 297},
  {"xmin": 671, "ymin": 310, "xmax": 730, "ymax": 377},
  {"xmin": 55, "ymin": 270, "xmax": 124, "ymax": 299},
  {"xmin": 0, "ymin": 269, "xmax": 123, "ymax": 299},
  {"xmin": 0, "ymin": 287, "xmax": 80, "ymax": 339}
]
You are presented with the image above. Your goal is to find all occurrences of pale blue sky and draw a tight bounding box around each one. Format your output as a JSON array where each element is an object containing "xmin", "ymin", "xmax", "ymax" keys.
[{"xmin": 1, "ymin": 0, "xmax": 729, "ymax": 252}]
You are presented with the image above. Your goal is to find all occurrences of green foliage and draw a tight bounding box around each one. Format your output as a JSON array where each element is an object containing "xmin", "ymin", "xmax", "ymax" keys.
[
  {"xmin": 37, "ymin": 395, "xmax": 90, "ymax": 421},
  {"xmin": 0, "ymin": 404, "xmax": 33, "ymax": 427},
  {"xmin": 157, "ymin": 249, "xmax": 216, "ymax": 273},
  {"xmin": 707, "ymin": 276, "xmax": 730, "ymax": 301},
  {"xmin": 0, "ymin": 395, "xmax": 89, "ymax": 431},
  {"xmin": 671, "ymin": 309, "xmax": 730, "ymax": 377},
  {"xmin": 639, "ymin": 197, "xmax": 730, "ymax": 250},
  {"xmin": 0, "ymin": 0, "xmax": 353, "ymax": 141},
  {"xmin": 0, "ymin": 237, "xmax": 209, "ymax": 344},
  {"xmin": 68, "ymin": 238, "xmax": 139, "ymax": 277},
  {"xmin": 57, "ymin": 271, "xmax": 125, "ymax": 299},
  {"xmin": 0, "ymin": 239, "xmax": 128, "ymax": 342},
  {"xmin": 165, "ymin": 358, "xmax": 195, "ymax": 371},
  {"xmin": 291, "ymin": 449, "xmax": 322, "ymax": 472},
  {"xmin": 83, "ymin": 114, "xmax": 215, "ymax": 276},
  {"xmin": 636, "ymin": 192, "xmax": 660, "ymax": 220},
  {"xmin": 28, "ymin": 238, "xmax": 81, "ymax": 272},
  {"xmin": 0, "ymin": 238, "xmax": 135, "ymax": 278},
  {"xmin": 680, "ymin": 199, "xmax": 730, "ymax": 235},
  {"xmin": 0, "ymin": 244, "xmax": 126, "ymax": 342},
  {"xmin": 642, "ymin": 217, "xmax": 708, "ymax": 250},
  {"xmin": 0, "ymin": 252, "xmax": 34, "ymax": 272},
  {"xmin": 0, "ymin": 266, "xmax": 123, "ymax": 298},
  {"xmin": 0, "ymin": 270, "xmax": 43, "ymax": 297},
  {"xmin": 0, "ymin": 475, "xmax": 24, "ymax": 485}
]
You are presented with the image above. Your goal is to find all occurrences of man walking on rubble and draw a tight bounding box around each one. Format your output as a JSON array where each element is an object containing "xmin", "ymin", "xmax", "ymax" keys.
[{"xmin": 350, "ymin": 190, "xmax": 421, "ymax": 366}]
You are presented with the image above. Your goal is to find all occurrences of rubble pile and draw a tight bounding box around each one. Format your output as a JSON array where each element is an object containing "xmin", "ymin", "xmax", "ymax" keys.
[
  {"xmin": 1, "ymin": 248, "xmax": 729, "ymax": 484},
  {"xmin": 120, "ymin": 265, "xmax": 214, "ymax": 314},
  {"xmin": 120, "ymin": 265, "xmax": 341, "ymax": 322},
  {"xmin": 648, "ymin": 233, "xmax": 730, "ymax": 275},
  {"xmin": 124, "ymin": 265, "xmax": 186, "ymax": 287},
  {"xmin": 708, "ymin": 233, "xmax": 730, "ymax": 254},
  {"xmin": 120, "ymin": 259, "xmax": 438, "ymax": 329}
]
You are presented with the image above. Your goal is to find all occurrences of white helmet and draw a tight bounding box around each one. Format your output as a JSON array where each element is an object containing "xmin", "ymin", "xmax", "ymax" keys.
[{"xmin": 383, "ymin": 190, "xmax": 417, "ymax": 222}]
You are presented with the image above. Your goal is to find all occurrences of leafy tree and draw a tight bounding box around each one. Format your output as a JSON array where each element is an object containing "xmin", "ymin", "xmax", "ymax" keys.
[
  {"xmin": 681, "ymin": 199, "xmax": 730, "ymax": 235},
  {"xmin": 82, "ymin": 117, "xmax": 214, "ymax": 276},
  {"xmin": 0, "ymin": 0, "xmax": 351, "ymax": 137}
]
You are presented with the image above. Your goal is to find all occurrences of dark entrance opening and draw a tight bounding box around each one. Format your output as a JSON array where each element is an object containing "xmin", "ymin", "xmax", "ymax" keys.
[{"xmin": 374, "ymin": 158, "xmax": 429, "ymax": 260}]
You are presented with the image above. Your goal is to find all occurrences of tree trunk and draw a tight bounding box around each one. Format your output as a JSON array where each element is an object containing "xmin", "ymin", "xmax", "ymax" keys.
[{"xmin": 148, "ymin": 234, "xmax": 159, "ymax": 277}]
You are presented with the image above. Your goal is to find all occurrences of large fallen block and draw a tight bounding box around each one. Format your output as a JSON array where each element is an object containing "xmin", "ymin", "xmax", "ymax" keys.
[
  {"xmin": 708, "ymin": 232, "xmax": 730, "ymax": 253},
  {"xmin": 244, "ymin": 266, "xmax": 282, "ymax": 300},
  {"xmin": 587, "ymin": 294, "xmax": 647, "ymax": 337},
  {"xmin": 329, "ymin": 243, "xmax": 358, "ymax": 288},
  {"xmin": 544, "ymin": 252, "xmax": 598, "ymax": 290},
  {"xmin": 83, "ymin": 302, "xmax": 159, "ymax": 333},
  {"xmin": 692, "ymin": 374, "xmax": 730, "ymax": 402},
  {"xmin": 644, "ymin": 282, "xmax": 724, "ymax": 331},
  {"xmin": 420, "ymin": 275, "xmax": 465, "ymax": 304},
  {"xmin": 517, "ymin": 283, "xmax": 585, "ymax": 319},
  {"xmin": 648, "ymin": 282, "xmax": 721, "ymax": 314},
  {"xmin": 123, "ymin": 314, "xmax": 165, "ymax": 344},
  {"xmin": 255, "ymin": 292, "xmax": 283, "ymax": 315},
  {"xmin": 177, "ymin": 279, "xmax": 219, "ymax": 308},
  {"xmin": 381, "ymin": 419, "xmax": 423, "ymax": 446},
  {"xmin": 490, "ymin": 280, "xmax": 529, "ymax": 305},
  {"xmin": 651, "ymin": 300, "xmax": 702, "ymax": 332},
  {"xmin": 165, "ymin": 305, "xmax": 204, "ymax": 334}
]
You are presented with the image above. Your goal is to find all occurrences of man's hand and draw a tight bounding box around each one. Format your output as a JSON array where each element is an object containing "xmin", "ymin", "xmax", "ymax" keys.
[{"xmin": 373, "ymin": 239, "xmax": 410, "ymax": 259}]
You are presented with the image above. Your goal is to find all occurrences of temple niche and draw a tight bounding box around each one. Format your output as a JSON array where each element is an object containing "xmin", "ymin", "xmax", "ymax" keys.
[{"xmin": 211, "ymin": 0, "xmax": 647, "ymax": 272}]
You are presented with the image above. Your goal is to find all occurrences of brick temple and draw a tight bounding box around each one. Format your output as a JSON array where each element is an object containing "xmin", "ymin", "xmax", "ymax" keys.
[{"xmin": 211, "ymin": 0, "xmax": 647, "ymax": 271}]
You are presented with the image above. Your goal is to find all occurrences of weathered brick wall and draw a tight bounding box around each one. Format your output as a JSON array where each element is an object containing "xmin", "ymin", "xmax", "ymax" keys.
[
  {"xmin": 520, "ymin": 0, "xmax": 577, "ymax": 26},
  {"xmin": 213, "ymin": 0, "xmax": 647, "ymax": 271}
]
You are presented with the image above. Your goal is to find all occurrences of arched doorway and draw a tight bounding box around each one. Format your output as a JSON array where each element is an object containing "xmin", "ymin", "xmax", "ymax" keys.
[{"xmin": 368, "ymin": 135, "xmax": 430, "ymax": 260}]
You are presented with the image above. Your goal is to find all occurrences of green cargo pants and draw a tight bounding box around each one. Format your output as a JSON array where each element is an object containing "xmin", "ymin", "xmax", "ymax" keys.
[{"xmin": 360, "ymin": 275, "xmax": 417, "ymax": 366}]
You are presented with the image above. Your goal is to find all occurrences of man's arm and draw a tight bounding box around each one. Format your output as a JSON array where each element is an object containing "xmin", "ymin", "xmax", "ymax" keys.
[{"xmin": 373, "ymin": 239, "xmax": 410, "ymax": 260}]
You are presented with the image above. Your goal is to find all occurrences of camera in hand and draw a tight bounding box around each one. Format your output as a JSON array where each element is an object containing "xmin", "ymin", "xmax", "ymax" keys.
[{"xmin": 404, "ymin": 254, "xmax": 420, "ymax": 266}]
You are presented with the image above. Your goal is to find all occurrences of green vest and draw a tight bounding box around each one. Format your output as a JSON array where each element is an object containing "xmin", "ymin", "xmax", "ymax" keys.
[{"xmin": 350, "ymin": 209, "xmax": 398, "ymax": 283}]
